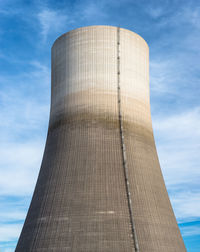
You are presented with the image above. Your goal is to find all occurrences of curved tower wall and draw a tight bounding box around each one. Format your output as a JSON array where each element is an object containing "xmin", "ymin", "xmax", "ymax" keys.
[{"xmin": 16, "ymin": 26, "xmax": 186, "ymax": 252}]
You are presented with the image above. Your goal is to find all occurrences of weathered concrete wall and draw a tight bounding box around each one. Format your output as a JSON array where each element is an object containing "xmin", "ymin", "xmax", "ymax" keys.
[{"xmin": 15, "ymin": 26, "xmax": 186, "ymax": 251}]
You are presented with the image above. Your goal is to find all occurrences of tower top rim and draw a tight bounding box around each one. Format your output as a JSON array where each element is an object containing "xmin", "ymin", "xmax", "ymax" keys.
[{"xmin": 51, "ymin": 25, "xmax": 148, "ymax": 50}]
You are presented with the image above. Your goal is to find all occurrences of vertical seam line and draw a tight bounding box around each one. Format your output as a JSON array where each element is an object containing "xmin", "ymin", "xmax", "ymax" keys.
[{"xmin": 117, "ymin": 26, "xmax": 140, "ymax": 252}]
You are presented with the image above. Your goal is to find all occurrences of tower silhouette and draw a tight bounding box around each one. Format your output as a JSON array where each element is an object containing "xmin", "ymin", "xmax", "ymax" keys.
[{"xmin": 16, "ymin": 26, "xmax": 186, "ymax": 251}]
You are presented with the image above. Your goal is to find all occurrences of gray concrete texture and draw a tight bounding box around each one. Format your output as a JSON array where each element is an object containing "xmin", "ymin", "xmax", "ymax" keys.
[{"xmin": 15, "ymin": 26, "xmax": 186, "ymax": 251}]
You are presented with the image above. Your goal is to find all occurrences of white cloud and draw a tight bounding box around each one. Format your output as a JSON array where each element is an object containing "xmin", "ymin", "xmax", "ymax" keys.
[
  {"xmin": 0, "ymin": 61, "xmax": 50, "ymax": 140},
  {"xmin": 153, "ymin": 107, "xmax": 200, "ymax": 185},
  {"xmin": 0, "ymin": 210, "xmax": 26, "ymax": 222},
  {"xmin": 38, "ymin": 9, "xmax": 68, "ymax": 42},
  {"xmin": 0, "ymin": 141, "xmax": 44, "ymax": 196},
  {"xmin": 146, "ymin": 3, "xmax": 200, "ymax": 29},
  {"xmin": 181, "ymin": 225, "xmax": 200, "ymax": 237},
  {"xmin": 147, "ymin": 6, "xmax": 165, "ymax": 19},
  {"xmin": 148, "ymin": 3, "xmax": 200, "ymax": 100},
  {"xmin": 0, "ymin": 61, "xmax": 50, "ymax": 197},
  {"xmin": 0, "ymin": 224, "xmax": 22, "ymax": 242},
  {"xmin": 170, "ymin": 191, "xmax": 200, "ymax": 222},
  {"xmin": 0, "ymin": 94, "xmax": 49, "ymax": 137},
  {"xmin": 1, "ymin": 249, "xmax": 15, "ymax": 252},
  {"xmin": 0, "ymin": 195, "xmax": 28, "ymax": 222},
  {"xmin": 81, "ymin": 2, "xmax": 107, "ymax": 20},
  {"xmin": 180, "ymin": 6, "xmax": 200, "ymax": 29},
  {"xmin": 153, "ymin": 107, "xmax": 200, "ymax": 140},
  {"xmin": 150, "ymin": 59, "xmax": 178, "ymax": 94},
  {"xmin": 152, "ymin": 107, "xmax": 200, "ymax": 221}
]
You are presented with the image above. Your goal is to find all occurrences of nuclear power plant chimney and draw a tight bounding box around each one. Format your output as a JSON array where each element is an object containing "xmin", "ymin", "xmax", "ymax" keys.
[{"xmin": 15, "ymin": 26, "xmax": 186, "ymax": 251}]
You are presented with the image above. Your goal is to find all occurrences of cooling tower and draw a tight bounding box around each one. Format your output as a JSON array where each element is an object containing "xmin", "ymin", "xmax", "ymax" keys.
[{"xmin": 15, "ymin": 26, "xmax": 186, "ymax": 251}]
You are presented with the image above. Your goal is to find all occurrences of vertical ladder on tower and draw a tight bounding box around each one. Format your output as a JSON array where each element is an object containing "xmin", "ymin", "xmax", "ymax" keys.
[{"xmin": 117, "ymin": 26, "xmax": 140, "ymax": 252}]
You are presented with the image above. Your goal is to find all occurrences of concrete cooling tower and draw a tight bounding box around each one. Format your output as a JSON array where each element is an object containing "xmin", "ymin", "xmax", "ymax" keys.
[{"xmin": 15, "ymin": 26, "xmax": 186, "ymax": 251}]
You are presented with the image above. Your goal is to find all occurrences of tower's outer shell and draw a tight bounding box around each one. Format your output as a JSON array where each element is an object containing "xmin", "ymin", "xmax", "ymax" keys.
[{"xmin": 16, "ymin": 26, "xmax": 186, "ymax": 252}]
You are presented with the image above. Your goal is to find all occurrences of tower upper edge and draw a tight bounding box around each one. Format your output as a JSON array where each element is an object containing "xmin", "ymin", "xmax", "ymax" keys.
[{"xmin": 51, "ymin": 25, "xmax": 149, "ymax": 51}]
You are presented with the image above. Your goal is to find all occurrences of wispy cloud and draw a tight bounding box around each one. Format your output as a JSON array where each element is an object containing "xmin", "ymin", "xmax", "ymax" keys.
[
  {"xmin": 0, "ymin": 141, "xmax": 44, "ymax": 196},
  {"xmin": 0, "ymin": 60, "xmax": 50, "ymax": 197},
  {"xmin": 0, "ymin": 224, "xmax": 22, "ymax": 242},
  {"xmin": 153, "ymin": 107, "xmax": 200, "ymax": 140},
  {"xmin": 152, "ymin": 107, "xmax": 200, "ymax": 223},
  {"xmin": 0, "ymin": 61, "xmax": 48, "ymax": 249},
  {"xmin": 38, "ymin": 9, "xmax": 68, "ymax": 42},
  {"xmin": 0, "ymin": 60, "xmax": 50, "ymax": 130},
  {"xmin": 0, "ymin": 196, "xmax": 30, "ymax": 251},
  {"xmin": 81, "ymin": 1, "xmax": 107, "ymax": 20},
  {"xmin": 181, "ymin": 224, "xmax": 200, "ymax": 237},
  {"xmin": 153, "ymin": 107, "xmax": 200, "ymax": 185},
  {"xmin": 150, "ymin": 59, "xmax": 178, "ymax": 94},
  {"xmin": 171, "ymin": 191, "xmax": 200, "ymax": 222},
  {"xmin": 149, "ymin": 7, "xmax": 164, "ymax": 18}
]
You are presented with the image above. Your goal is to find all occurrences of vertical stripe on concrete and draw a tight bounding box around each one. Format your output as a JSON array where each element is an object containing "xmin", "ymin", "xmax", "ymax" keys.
[{"xmin": 117, "ymin": 27, "xmax": 139, "ymax": 252}]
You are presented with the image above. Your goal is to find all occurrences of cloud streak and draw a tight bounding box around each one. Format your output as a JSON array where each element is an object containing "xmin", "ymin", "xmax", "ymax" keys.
[
  {"xmin": 171, "ymin": 191, "xmax": 200, "ymax": 222},
  {"xmin": 0, "ymin": 224, "xmax": 22, "ymax": 242},
  {"xmin": 152, "ymin": 107, "xmax": 200, "ymax": 224},
  {"xmin": 38, "ymin": 9, "xmax": 68, "ymax": 42}
]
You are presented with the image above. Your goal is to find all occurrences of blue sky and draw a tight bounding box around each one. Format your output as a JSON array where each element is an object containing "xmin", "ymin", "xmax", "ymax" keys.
[{"xmin": 0, "ymin": 0, "xmax": 200, "ymax": 251}]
